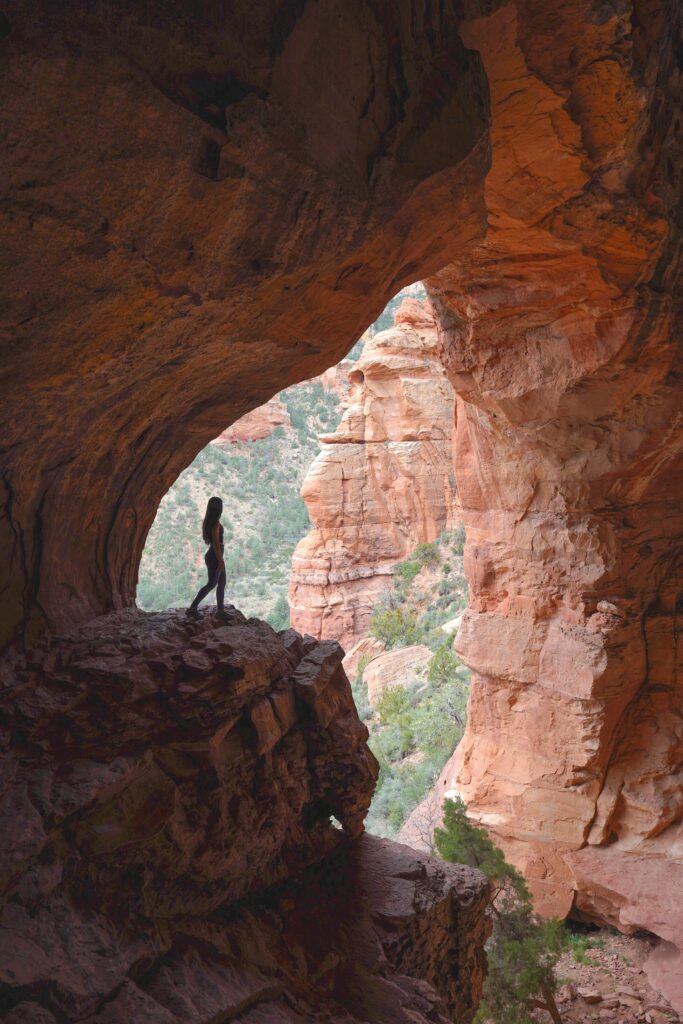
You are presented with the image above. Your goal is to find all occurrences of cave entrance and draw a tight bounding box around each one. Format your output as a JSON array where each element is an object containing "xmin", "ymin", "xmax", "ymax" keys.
[
  {"xmin": 137, "ymin": 285, "xmax": 426, "ymax": 624},
  {"xmin": 137, "ymin": 281, "xmax": 471, "ymax": 844}
]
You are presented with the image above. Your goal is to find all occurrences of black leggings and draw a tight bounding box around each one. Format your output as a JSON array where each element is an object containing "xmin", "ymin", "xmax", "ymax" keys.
[{"xmin": 190, "ymin": 549, "xmax": 225, "ymax": 610}]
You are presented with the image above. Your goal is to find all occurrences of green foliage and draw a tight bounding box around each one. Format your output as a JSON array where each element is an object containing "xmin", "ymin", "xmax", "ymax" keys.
[
  {"xmin": 413, "ymin": 541, "xmax": 440, "ymax": 567},
  {"xmin": 267, "ymin": 593, "xmax": 290, "ymax": 631},
  {"xmin": 367, "ymin": 671, "xmax": 467, "ymax": 836},
  {"xmin": 566, "ymin": 930, "xmax": 605, "ymax": 965},
  {"xmin": 354, "ymin": 653, "xmax": 372, "ymax": 685},
  {"xmin": 377, "ymin": 685, "xmax": 411, "ymax": 724},
  {"xmin": 428, "ymin": 643, "xmax": 459, "ymax": 686},
  {"xmin": 435, "ymin": 798, "xmax": 567, "ymax": 1024},
  {"xmin": 370, "ymin": 606, "xmax": 424, "ymax": 649},
  {"xmin": 450, "ymin": 522, "xmax": 466, "ymax": 555},
  {"xmin": 395, "ymin": 560, "xmax": 422, "ymax": 584},
  {"xmin": 351, "ymin": 679, "xmax": 370, "ymax": 720}
]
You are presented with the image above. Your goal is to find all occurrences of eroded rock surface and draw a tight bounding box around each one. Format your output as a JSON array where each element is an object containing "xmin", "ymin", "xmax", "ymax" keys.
[
  {"xmin": 1, "ymin": 0, "xmax": 682, "ymax": 1008},
  {"xmin": 364, "ymin": 645, "xmax": 433, "ymax": 706},
  {"xmin": 211, "ymin": 396, "xmax": 291, "ymax": 446},
  {"xmin": 0, "ymin": 610, "xmax": 489, "ymax": 1022},
  {"xmin": 290, "ymin": 299, "xmax": 457, "ymax": 648},
  {"xmin": 427, "ymin": 0, "xmax": 683, "ymax": 995}
]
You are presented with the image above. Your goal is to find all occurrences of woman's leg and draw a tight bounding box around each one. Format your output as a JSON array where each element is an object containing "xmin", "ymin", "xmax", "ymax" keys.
[
  {"xmin": 216, "ymin": 568, "xmax": 226, "ymax": 610},
  {"xmin": 189, "ymin": 554, "xmax": 218, "ymax": 610}
]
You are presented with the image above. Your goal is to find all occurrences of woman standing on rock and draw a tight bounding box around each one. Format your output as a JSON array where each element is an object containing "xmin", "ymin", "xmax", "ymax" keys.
[{"xmin": 187, "ymin": 496, "xmax": 226, "ymax": 618}]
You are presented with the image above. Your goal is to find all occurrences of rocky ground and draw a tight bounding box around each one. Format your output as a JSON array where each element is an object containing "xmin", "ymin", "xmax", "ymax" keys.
[{"xmin": 553, "ymin": 930, "xmax": 680, "ymax": 1024}]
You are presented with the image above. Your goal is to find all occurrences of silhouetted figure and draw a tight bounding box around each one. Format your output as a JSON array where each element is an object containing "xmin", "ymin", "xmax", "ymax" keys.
[{"xmin": 187, "ymin": 496, "xmax": 226, "ymax": 618}]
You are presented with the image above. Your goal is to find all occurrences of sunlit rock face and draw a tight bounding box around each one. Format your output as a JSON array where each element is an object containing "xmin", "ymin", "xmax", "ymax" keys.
[
  {"xmin": 289, "ymin": 298, "xmax": 458, "ymax": 648},
  {"xmin": 0, "ymin": 609, "xmax": 489, "ymax": 1023},
  {"xmin": 428, "ymin": 0, "xmax": 683, "ymax": 1003},
  {"xmin": 210, "ymin": 396, "xmax": 291, "ymax": 445}
]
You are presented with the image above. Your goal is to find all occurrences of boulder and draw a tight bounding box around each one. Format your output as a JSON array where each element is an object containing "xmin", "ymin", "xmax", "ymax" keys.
[{"xmin": 0, "ymin": 609, "xmax": 490, "ymax": 1023}]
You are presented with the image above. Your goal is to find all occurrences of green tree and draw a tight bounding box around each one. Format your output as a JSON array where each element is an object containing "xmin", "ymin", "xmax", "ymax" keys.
[
  {"xmin": 370, "ymin": 606, "xmax": 424, "ymax": 648},
  {"xmin": 435, "ymin": 798, "xmax": 566, "ymax": 1024},
  {"xmin": 268, "ymin": 593, "xmax": 290, "ymax": 631}
]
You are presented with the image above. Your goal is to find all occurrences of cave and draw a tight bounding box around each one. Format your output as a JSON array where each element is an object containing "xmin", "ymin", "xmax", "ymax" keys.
[{"xmin": 1, "ymin": 2, "xmax": 681, "ymax": 1022}]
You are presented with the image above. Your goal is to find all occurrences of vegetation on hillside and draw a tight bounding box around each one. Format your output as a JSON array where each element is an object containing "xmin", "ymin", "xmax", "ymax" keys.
[
  {"xmin": 137, "ymin": 378, "xmax": 340, "ymax": 622},
  {"xmin": 352, "ymin": 527, "xmax": 471, "ymax": 838}
]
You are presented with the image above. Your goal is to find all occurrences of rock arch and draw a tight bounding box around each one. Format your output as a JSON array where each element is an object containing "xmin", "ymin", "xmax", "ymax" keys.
[{"xmin": 1, "ymin": 0, "xmax": 682, "ymax": 999}]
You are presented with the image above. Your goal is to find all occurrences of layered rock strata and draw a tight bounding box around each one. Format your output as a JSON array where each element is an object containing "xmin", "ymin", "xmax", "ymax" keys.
[
  {"xmin": 1, "ymin": 0, "xmax": 682, "ymax": 1011},
  {"xmin": 363, "ymin": 644, "xmax": 433, "ymax": 706},
  {"xmin": 0, "ymin": 609, "xmax": 489, "ymax": 1022},
  {"xmin": 426, "ymin": 0, "xmax": 683, "ymax": 1002},
  {"xmin": 290, "ymin": 299, "xmax": 457, "ymax": 649}
]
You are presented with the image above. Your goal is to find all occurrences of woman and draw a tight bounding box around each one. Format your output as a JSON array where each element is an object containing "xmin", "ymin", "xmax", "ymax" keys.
[{"xmin": 187, "ymin": 496, "xmax": 226, "ymax": 618}]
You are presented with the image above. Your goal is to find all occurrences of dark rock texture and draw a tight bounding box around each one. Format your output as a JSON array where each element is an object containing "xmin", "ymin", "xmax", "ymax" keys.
[
  {"xmin": 0, "ymin": 610, "xmax": 489, "ymax": 1023},
  {"xmin": 0, "ymin": 0, "xmax": 488, "ymax": 646}
]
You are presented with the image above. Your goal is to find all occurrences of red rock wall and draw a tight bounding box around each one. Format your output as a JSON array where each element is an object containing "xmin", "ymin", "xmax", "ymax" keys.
[
  {"xmin": 210, "ymin": 396, "xmax": 291, "ymax": 445},
  {"xmin": 289, "ymin": 299, "xmax": 458, "ymax": 648},
  {"xmin": 1, "ymin": 0, "xmax": 681, "ymax": 1009},
  {"xmin": 425, "ymin": 0, "xmax": 683, "ymax": 1000}
]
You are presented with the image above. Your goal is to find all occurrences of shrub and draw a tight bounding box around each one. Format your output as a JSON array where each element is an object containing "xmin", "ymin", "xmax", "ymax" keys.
[
  {"xmin": 377, "ymin": 685, "xmax": 411, "ymax": 725},
  {"xmin": 414, "ymin": 541, "xmax": 440, "ymax": 566},
  {"xmin": 395, "ymin": 560, "xmax": 422, "ymax": 584},
  {"xmin": 428, "ymin": 643, "xmax": 460, "ymax": 687},
  {"xmin": 435, "ymin": 798, "xmax": 567, "ymax": 1024},
  {"xmin": 451, "ymin": 522, "xmax": 466, "ymax": 555},
  {"xmin": 267, "ymin": 593, "xmax": 290, "ymax": 631},
  {"xmin": 351, "ymin": 679, "xmax": 370, "ymax": 720},
  {"xmin": 370, "ymin": 606, "xmax": 424, "ymax": 649}
]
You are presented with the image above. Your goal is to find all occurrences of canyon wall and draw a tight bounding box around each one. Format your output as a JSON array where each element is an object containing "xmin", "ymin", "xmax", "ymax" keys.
[
  {"xmin": 425, "ymin": 0, "xmax": 683, "ymax": 1004},
  {"xmin": 289, "ymin": 298, "xmax": 457, "ymax": 649},
  {"xmin": 0, "ymin": 608, "xmax": 490, "ymax": 1022}
]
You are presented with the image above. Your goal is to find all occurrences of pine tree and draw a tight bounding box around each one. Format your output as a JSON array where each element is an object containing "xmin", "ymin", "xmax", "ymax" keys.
[{"xmin": 435, "ymin": 798, "xmax": 567, "ymax": 1024}]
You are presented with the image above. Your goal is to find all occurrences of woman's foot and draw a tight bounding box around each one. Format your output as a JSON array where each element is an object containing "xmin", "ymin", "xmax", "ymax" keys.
[{"xmin": 186, "ymin": 606, "xmax": 200, "ymax": 620}]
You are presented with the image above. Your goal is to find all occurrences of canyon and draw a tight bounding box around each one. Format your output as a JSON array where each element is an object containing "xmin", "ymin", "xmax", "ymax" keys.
[
  {"xmin": 1, "ymin": 1, "xmax": 681, "ymax": 1021},
  {"xmin": 290, "ymin": 297, "xmax": 458, "ymax": 648}
]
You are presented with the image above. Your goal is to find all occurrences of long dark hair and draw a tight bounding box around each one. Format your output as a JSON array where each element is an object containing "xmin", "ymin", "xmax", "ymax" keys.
[{"xmin": 202, "ymin": 496, "xmax": 223, "ymax": 544}]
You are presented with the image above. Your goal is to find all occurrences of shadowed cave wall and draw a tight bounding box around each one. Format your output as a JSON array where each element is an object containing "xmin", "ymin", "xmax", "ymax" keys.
[{"xmin": 1, "ymin": 0, "xmax": 682, "ymax": 1013}]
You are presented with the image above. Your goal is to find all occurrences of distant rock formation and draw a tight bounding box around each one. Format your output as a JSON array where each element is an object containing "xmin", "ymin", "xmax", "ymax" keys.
[
  {"xmin": 320, "ymin": 358, "xmax": 356, "ymax": 400},
  {"xmin": 363, "ymin": 644, "xmax": 432, "ymax": 705},
  {"xmin": 210, "ymin": 396, "xmax": 291, "ymax": 445},
  {"xmin": 0, "ymin": 608, "xmax": 489, "ymax": 1023},
  {"xmin": 289, "ymin": 298, "xmax": 457, "ymax": 649}
]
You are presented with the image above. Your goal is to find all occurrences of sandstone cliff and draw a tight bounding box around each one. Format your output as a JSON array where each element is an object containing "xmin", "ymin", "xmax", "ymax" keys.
[
  {"xmin": 426, "ymin": 2, "xmax": 683, "ymax": 1004},
  {"xmin": 290, "ymin": 299, "xmax": 457, "ymax": 649},
  {"xmin": 0, "ymin": 610, "xmax": 490, "ymax": 1022},
  {"xmin": 210, "ymin": 396, "xmax": 291, "ymax": 445}
]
